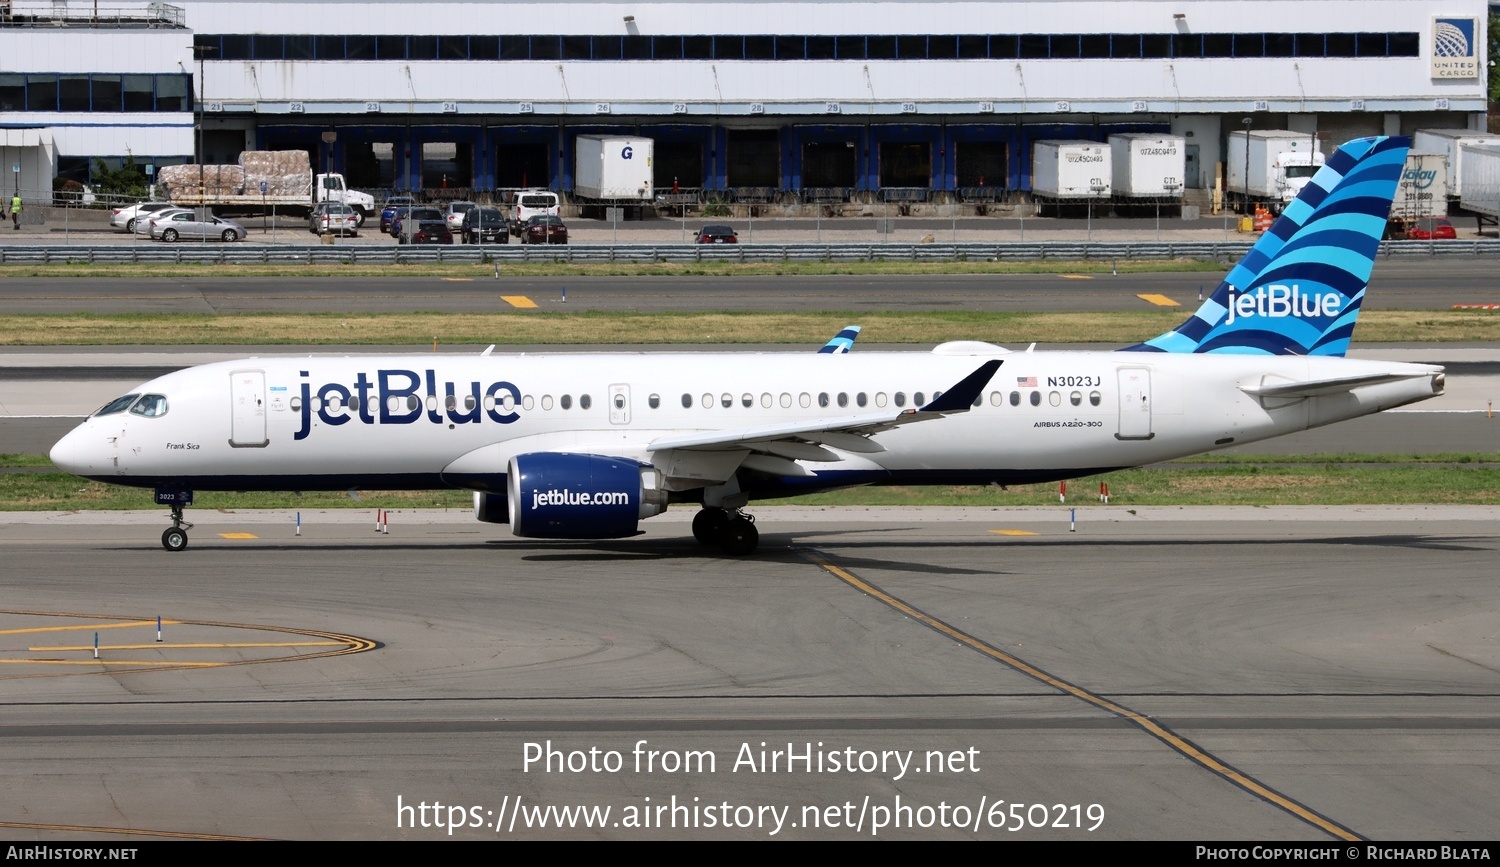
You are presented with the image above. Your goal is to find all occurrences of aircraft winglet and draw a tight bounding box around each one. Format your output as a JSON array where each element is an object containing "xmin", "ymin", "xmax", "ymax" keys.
[{"xmin": 818, "ymin": 325, "xmax": 862, "ymax": 354}]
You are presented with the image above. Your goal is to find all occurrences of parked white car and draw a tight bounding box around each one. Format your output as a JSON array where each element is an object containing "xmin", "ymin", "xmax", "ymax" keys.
[
  {"xmin": 110, "ymin": 201, "xmax": 177, "ymax": 233},
  {"xmin": 444, "ymin": 200, "xmax": 477, "ymax": 232}
]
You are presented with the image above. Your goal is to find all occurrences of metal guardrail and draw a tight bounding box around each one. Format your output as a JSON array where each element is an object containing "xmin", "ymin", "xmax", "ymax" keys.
[{"xmin": 2, "ymin": 239, "xmax": 1498, "ymax": 266}]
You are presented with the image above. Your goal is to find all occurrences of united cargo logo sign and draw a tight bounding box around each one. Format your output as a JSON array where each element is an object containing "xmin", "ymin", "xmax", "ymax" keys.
[{"xmin": 1431, "ymin": 17, "xmax": 1479, "ymax": 79}]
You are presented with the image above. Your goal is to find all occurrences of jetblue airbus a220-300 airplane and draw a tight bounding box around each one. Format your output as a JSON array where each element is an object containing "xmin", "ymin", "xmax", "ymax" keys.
[{"xmin": 50, "ymin": 136, "xmax": 1444, "ymax": 555}]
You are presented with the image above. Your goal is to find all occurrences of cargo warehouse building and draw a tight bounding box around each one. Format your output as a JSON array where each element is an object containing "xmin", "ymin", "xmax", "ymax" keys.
[{"xmin": 0, "ymin": 0, "xmax": 1490, "ymax": 209}]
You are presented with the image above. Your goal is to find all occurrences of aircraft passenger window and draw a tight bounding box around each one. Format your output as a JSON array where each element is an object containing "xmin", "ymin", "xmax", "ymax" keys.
[
  {"xmin": 934, "ymin": 390, "xmax": 944, "ymax": 401},
  {"xmin": 1089, "ymin": 391, "xmax": 1101, "ymax": 407},
  {"xmin": 560, "ymin": 394, "xmax": 572, "ymax": 410},
  {"xmin": 818, "ymin": 393, "xmax": 830, "ymax": 408},
  {"xmin": 780, "ymin": 393, "xmax": 791, "ymax": 408},
  {"xmin": 445, "ymin": 395, "xmax": 457, "ymax": 411},
  {"xmin": 542, "ymin": 395, "xmax": 554, "ymax": 411},
  {"xmin": 682, "ymin": 394, "xmax": 692, "ymax": 409},
  {"xmin": 311, "ymin": 397, "xmax": 323, "ymax": 412},
  {"xmin": 94, "ymin": 394, "xmax": 141, "ymax": 416},
  {"xmin": 856, "ymin": 392, "xmax": 867, "ymax": 407},
  {"xmin": 989, "ymin": 391, "xmax": 1002, "ymax": 406},
  {"xmin": 426, "ymin": 395, "xmax": 438, "ymax": 412},
  {"xmin": 973, "ymin": 395, "xmax": 982, "ymax": 407},
  {"xmin": 523, "ymin": 396, "xmax": 535, "ymax": 411},
  {"xmin": 502, "ymin": 393, "xmax": 515, "ymax": 411},
  {"xmin": 580, "ymin": 394, "xmax": 592, "ymax": 410},
  {"xmin": 914, "ymin": 392, "xmax": 925, "ymax": 406},
  {"xmin": 406, "ymin": 395, "xmax": 421, "ymax": 411},
  {"xmin": 291, "ymin": 397, "xmax": 302, "ymax": 412},
  {"xmin": 837, "ymin": 393, "xmax": 848, "ymax": 408},
  {"xmin": 721, "ymin": 393, "xmax": 733, "ymax": 409},
  {"xmin": 349, "ymin": 396, "xmax": 362, "ymax": 412},
  {"xmin": 1049, "ymin": 391, "xmax": 1061, "ymax": 407},
  {"xmin": 464, "ymin": 396, "xmax": 477, "ymax": 411},
  {"xmin": 385, "ymin": 396, "xmax": 400, "ymax": 413},
  {"xmin": 483, "ymin": 395, "xmax": 495, "ymax": 411},
  {"xmin": 327, "ymin": 394, "xmax": 344, "ymax": 411},
  {"xmin": 1029, "ymin": 391, "xmax": 1041, "ymax": 406},
  {"xmin": 648, "ymin": 394, "xmax": 660, "ymax": 409},
  {"xmin": 741, "ymin": 393, "xmax": 753, "ymax": 408},
  {"xmin": 894, "ymin": 392, "xmax": 906, "ymax": 407},
  {"xmin": 1009, "ymin": 391, "xmax": 1020, "ymax": 406},
  {"xmin": 1070, "ymin": 391, "xmax": 1082, "ymax": 406},
  {"xmin": 799, "ymin": 393, "xmax": 811, "ymax": 408},
  {"xmin": 760, "ymin": 393, "xmax": 772, "ymax": 408},
  {"xmin": 701, "ymin": 393, "xmax": 713, "ymax": 409},
  {"xmin": 875, "ymin": 392, "xmax": 887, "ymax": 408},
  {"xmin": 621, "ymin": 395, "xmax": 632, "ymax": 410}
]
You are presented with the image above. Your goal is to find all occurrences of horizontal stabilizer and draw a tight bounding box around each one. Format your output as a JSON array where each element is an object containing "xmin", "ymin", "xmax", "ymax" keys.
[{"xmin": 1240, "ymin": 370, "xmax": 1438, "ymax": 399}]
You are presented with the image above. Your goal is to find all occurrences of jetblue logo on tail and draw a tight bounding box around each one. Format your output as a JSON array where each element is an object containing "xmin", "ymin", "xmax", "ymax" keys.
[
  {"xmin": 1125, "ymin": 136, "xmax": 1409, "ymax": 357},
  {"xmin": 1224, "ymin": 285, "xmax": 1342, "ymax": 325}
]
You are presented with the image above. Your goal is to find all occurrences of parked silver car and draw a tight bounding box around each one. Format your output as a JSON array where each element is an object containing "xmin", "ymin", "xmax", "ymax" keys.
[
  {"xmin": 149, "ymin": 209, "xmax": 248, "ymax": 242},
  {"xmin": 110, "ymin": 201, "xmax": 176, "ymax": 233}
]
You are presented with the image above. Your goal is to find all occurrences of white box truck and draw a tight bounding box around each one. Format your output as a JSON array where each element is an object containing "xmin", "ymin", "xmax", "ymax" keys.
[
  {"xmin": 1031, "ymin": 140, "xmax": 1110, "ymax": 213},
  {"xmin": 1412, "ymin": 129, "xmax": 1500, "ymax": 204},
  {"xmin": 1108, "ymin": 133, "xmax": 1186, "ymax": 210},
  {"xmin": 1390, "ymin": 152, "xmax": 1449, "ymax": 220},
  {"xmin": 1225, "ymin": 130, "xmax": 1324, "ymax": 214},
  {"xmin": 1459, "ymin": 144, "xmax": 1500, "ymax": 224},
  {"xmin": 574, "ymin": 135, "xmax": 654, "ymax": 202}
]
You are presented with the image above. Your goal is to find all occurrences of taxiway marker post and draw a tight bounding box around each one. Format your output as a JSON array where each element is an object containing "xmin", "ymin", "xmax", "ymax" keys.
[
  {"xmin": 1059, "ymin": 481, "xmax": 1066, "ymax": 503},
  {"xmin": 93, "ymin": 632, "xmax": 99, "ymax": 659},
  {"xmin": 156, "ymin": 615, "xmax": 163, "ymax": 643},
  {"xmin": 1070, "ymin": 508, "xmax": 1076, "ymax": 533},
  {"xmin": 296, "ymin": 512, "xmax": 301, "ymax": 537}
]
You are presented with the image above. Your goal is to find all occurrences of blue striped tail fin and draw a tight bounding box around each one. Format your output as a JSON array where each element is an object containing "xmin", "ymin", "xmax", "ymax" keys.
[
  {"xmin": 1125, "ymin": 135, "xmax": 1409, "ymax": 357},
  {"xmin": 818, "ymin": 325, "xmax": 861, "ymax": 354}
]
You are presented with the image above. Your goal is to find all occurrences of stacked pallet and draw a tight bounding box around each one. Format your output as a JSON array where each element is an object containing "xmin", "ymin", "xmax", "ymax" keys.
[
  {"xmin": 237, "ymin": 150, "xmax": 313, "ymax": 196},
  {"xmin": 158, "ymin": 150, "xmax": 313, "ymax": 201},
  {"xmin": 159, "ymin": 164, "xmax": 246, "ymax": 201}
]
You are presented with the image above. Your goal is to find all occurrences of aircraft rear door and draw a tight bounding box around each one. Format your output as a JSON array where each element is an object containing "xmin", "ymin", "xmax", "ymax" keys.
[
  {"xmin": 1116, "ymin": 367, "xmax": 1154, "ymax": 440},
  {"xmin": 608, "ymin": 384, "xmax": 631, "ymax": 425},
  {"xmin": 229, "ymin": 369, "xmax": 269, "ymax": 447}
]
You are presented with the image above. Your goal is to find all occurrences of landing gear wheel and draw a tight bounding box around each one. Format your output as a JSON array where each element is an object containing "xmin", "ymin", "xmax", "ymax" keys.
[
  {"xmin": 692, "ymin": 508, "xmax": 729, "ymax": 545},
  {"xmin": 720, "ymin": 516, "xmax": 759, "ymax": 556},
  {"xmin": 162, "ymin": 527, "xmax": 188, "ymax": 552}
]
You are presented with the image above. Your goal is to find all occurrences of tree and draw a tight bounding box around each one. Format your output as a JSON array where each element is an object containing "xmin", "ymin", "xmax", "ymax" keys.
[{"xmin": 91, "ymin": 153, "xmax": 149, "ymax": 199}]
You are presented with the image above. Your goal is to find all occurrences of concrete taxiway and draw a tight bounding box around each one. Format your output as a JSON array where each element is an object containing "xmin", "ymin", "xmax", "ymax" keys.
[{"xmin": 1, "ymin": 506, "xmax": 1497, "ymax": 840}]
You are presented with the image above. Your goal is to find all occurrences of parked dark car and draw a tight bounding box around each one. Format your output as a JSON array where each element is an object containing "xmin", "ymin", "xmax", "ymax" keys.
[
  {"xmin": 461, "ymin": 207, "xmax": 509, "ymax": 244},
  {"xmin": 391, "ymin": 207, "xmax": 444, "ymax": 240},
  {"xmin": 399, "ymin": 219, "xmax": 453, "ymax": 245},
  {"xmin": 379, "ymin": 196, "xmax": 415, "ymax": 233},
  {"xmin": 521, "ymin": 214, "xmax": 568, "ymax": 245},
  {"xmin": 695, "ymin": 224, "xmax": 738, "ymax": 244}
]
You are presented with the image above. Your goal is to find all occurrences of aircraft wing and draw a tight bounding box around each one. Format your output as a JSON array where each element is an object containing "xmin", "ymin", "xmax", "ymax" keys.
[
  {"xmin": 1239, "ymin": 370, "xmax": 1438, "ymax": 399},
  {"xmin": 647, "ymin": 360, "xmax": 1001, "ymax": 457}
]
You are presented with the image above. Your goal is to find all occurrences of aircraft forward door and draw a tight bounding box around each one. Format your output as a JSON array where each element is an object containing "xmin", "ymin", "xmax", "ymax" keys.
[
  {"xmin": 229, "ymin": 369, "xmax": 269, "ymax": 448},
  {"xmin": 608, "ymin": 384, "xmax": 631, "ymax": 425},
  {"xmin": 1116, "ymin": 368, "xmax": 1154, "ymax": 440}
]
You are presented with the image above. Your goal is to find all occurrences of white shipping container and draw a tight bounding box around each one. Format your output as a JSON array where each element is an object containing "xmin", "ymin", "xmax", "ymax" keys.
[
  {"xmin": 1108, "ymin": 133, "xmax": 1186, "ymax": 198},
  {"xmin": 1459, "ymin": 144, "xmax": 1500, "ymax": 220},
  {"xmin": 1390, "ymin": 153, "xmax": 1448, "ymax": 219},
  {"xmin": 1412, "ymin": 129, "xmax": 1500, "ymax": 200},
  {"xmin": 1031, "ymin": 140, "xmax": 1110, "ymax": 199},
  {"xmin": 575, "ymin": 135, "xmax": 654, "ymax": 201}
]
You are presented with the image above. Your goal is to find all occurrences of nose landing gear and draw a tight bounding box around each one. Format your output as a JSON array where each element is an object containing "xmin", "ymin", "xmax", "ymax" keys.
[{"xmin": 156, "ymin": 488, "xmax": 194, "ymax": 552}]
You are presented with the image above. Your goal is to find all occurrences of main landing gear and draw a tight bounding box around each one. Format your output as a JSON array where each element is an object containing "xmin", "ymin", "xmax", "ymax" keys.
[
  {"xmin": 692, "ymin": 507, "xmax": 759, "ymax": 556},
  {"xmin": 156, "ymin": 488, "xmax": 194, "ymax": 552}
]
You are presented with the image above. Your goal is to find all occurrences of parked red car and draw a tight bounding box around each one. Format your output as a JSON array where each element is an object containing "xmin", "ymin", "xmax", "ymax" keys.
[
  {"xmin": 522, "ymin": 215, "xmax": 568, "ymax": 244},
  {"xmin": 1404, "ymin": 217, "xmax": 1456, "ymax": 240}
]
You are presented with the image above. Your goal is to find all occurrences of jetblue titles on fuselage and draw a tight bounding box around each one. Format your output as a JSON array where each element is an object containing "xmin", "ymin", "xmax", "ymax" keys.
[{"xmin": 294, "ymin": 368, "xmax": 522, "ymax": 440}]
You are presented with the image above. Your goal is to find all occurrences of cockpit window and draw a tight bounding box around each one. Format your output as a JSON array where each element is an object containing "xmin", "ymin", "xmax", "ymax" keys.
[
  {"xmin": 94, "ymin": 394, "xmax": 140, "ymax": 416},
  {"xmin": 129, "ymin": 394, "xmax": 169, "ymax": 418}
]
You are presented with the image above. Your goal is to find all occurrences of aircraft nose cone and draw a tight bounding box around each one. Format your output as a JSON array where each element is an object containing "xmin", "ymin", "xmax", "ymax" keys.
[{"xmin": 49, "ymin": 424, "xmax": 103, "ymax": 476}]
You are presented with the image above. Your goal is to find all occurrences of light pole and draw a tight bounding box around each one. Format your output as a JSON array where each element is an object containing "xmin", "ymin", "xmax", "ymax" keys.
[
  {"xmin": 192, "ymin": 45, "xmax": 216, "ymax": 210},
  {"xmin": 1241, "ymin": 116, "xmax": 1252, "ymax": 216}
]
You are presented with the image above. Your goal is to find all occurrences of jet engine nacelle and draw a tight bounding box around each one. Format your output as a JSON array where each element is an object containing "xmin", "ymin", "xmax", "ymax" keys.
[
  {"xmin": 506, "ymin": 452, "xmax": 667, "ymax": 539},
  {"xmin": 473, "ymin": 491, "xmax": 509, "ymax": 524}
]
